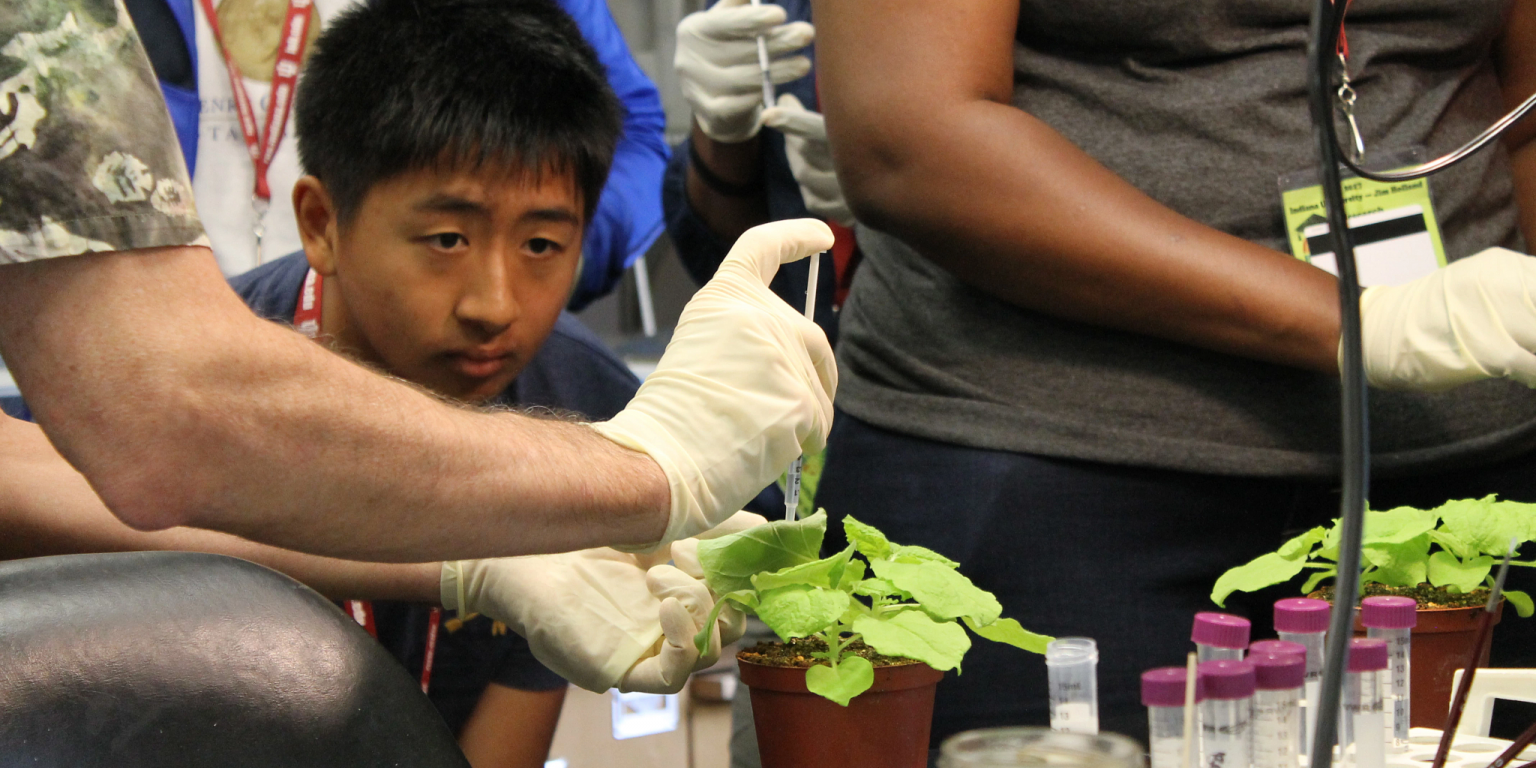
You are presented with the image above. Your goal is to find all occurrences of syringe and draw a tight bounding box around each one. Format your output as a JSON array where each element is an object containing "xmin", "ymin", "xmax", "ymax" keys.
[
  {"xmin": 783, "ymin": 251, "xmax": 821, "ymax": 520},
  {"xmin": 748, "ymin": 0, "xmax": 776, "ymax": 109}
]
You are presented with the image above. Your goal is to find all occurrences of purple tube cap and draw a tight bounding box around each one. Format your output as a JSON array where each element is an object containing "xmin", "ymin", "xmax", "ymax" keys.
[
  {"xmin": 1142, "ymin": 667, "xmax": 1193, "ymax": 707},
  {"xmin": 1192, "ymin": 612, "xmax": 1251, "ymax": 649},
  {"xmin": 1348, "ymin": 638, "xmax": 1388, "ymax": 672},
  {"xmin": 1251, "ymin": 652, "xmax": 1305, "ymax": 690},
  {"xmin": 1274, "ymin": 598, "xmax": 1331, "ymax": 634},
  {"xmin": 1248, "ymin": 639, "xmax": 1306, "ymax": 662},
  {"xmin": 1361, "ymin": 596, "xmax": 1418, "ymax": 629},
  {"xmin": 1198, "ymin": 659, "xmax": 1256, "ymax": 700}
]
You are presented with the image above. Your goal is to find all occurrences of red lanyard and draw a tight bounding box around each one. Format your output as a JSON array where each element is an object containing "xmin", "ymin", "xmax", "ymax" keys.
[
  {"xmin": 349, "ymin": 601, "xmax": 442, "ymax": 694},
  {"xmin": 294, "ymin": 270, "xmax": 442, "ymax": 693},
  {"xmin": 196, "ymin": 0, "xmax": 314, "ymax": 203},
  {"xmin": 197, "ymin": 0, "xmax": 315, "ymax": 263}
]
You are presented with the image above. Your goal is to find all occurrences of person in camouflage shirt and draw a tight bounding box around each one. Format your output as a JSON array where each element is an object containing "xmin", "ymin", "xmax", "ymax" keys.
[{"xmin": 0, "ymin": 0, "xmax": 202, "ymax": 263}]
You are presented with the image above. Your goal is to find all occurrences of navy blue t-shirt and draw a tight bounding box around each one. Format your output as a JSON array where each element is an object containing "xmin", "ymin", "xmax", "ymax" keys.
[{"xmin": 231, "ymin": 251, "xmax": 641, "ymax": 732}]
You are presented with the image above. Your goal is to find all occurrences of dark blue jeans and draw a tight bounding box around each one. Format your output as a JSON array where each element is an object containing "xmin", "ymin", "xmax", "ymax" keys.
[{"xmin": 816, "ymin": 410, "xmax": 1536, "ymax": 747}]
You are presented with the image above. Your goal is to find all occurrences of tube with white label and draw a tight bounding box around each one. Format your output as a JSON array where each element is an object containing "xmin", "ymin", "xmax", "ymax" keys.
[
  {"xmin": 1047, "ymin": 638, "xmax": 1099, "ymax": 734},
  {"xmin": 1361, "ymin": 596, "xmax": 1414, "ymax": 752},
  {"xmin": 1198, "ymin": 659, "xmax": 1255, "ymax": 768},
  {"xmin": 1343, "ymin": 638, "xmax": 1387, "ymax": 768},
  {"xmin": 1274, "ymin": 598, "xmax": 1330, "ymax": 752}
]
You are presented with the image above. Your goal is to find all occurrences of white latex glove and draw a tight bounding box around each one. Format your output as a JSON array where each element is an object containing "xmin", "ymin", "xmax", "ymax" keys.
[
  {"xmin": 762, "ymin": 93, "xmax": 854, "ymax": 226},
  {"xmin": 675, "ymin": 0, "xmax": 814, "ymax": 143},
  {"xmin": 591, "ymin": 220, "xmax": 836, "ymax": 549},
  {"xmin": 1357, "ymin": 247, "xmax": 1536, "ymax": 391},
  {"xmin": 441, "ymin": 549, "xmax": 725, "ymax": 694}
]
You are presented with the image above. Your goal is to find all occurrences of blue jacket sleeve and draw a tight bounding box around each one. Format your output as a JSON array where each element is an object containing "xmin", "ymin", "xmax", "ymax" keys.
[{"xmin": 558, "ymin": 0, "xmax": 670, "ymax": 310}]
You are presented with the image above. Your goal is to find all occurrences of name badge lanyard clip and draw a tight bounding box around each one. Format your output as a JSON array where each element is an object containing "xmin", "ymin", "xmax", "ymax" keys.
[
  {"xmin": 196, "ymin": 0, "xmax": 315, "ymax": 265},
  {"xmin": 1332, "ymin": 1, "xmax": 1365, "ymax": 163}
]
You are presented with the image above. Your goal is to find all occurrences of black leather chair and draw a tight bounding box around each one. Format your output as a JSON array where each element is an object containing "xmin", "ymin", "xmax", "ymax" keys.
[{"xmin": 0, "ymin": 551, "xmax": 470, "ymax": 767}]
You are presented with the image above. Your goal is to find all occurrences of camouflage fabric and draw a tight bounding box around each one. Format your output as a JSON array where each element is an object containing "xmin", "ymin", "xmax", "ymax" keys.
[{"xmin": 0, "ymin": 0, "xmax": 204, "ymax": 264}]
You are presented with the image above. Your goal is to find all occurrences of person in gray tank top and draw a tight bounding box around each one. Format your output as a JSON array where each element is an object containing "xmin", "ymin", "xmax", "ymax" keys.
[{"xmin": 808, "ymin": 0, "xmax": 1536, "ymax": 744}]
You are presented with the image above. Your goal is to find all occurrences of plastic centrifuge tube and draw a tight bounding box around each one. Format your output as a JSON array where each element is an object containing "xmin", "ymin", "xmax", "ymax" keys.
[
  {"xmin": 1145, "ymin": 667, "xmax": 1196, "ymax": 768},
  {"xmin": 1343, "ymin": 638, "xmax": 1387, "ymax": 768},
  {"xmin": 1193, "ymin": 612, "xmax": 1251, "ymax": 662},
  {"xmin": 1251, "ymin": 653, "xmax": 1304, "ymax": 768},
  {"xmin": 1046, "ymin": 638, "xmax": 1100, "ymax": 734},
  {"xmin": 1274, "ymin": 598, "xmax": 1330, "ymax": 751},
  {"xmin": 1249, "ymin": 640, "xmax": 1307, "ymax": 761},
  {"xmin": 1361, "ymin": 596, "xmax": 1415, "ymax": 752},
  {"xmin": 780, "ymin": 250, "xmax": 821, "ymax": 520},
  {"xmin": 1198, "ymin": 659, "xmax": 1255, "ymax": 768}
]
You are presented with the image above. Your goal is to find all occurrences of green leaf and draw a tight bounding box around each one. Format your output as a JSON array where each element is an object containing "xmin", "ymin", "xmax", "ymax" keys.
[
  {"xmin": 1317, "ymin": 520, "xmax": 1344, "ymax": 562},
  {"xmin": 853, "ymin": 577, "xmax": 908, "ymax": 599},
  {"xmin": 871, "ymin": 559, "xmax": 1002, "ymax": 625},
  {"xmin": 891, "ymin": 545, "xmax": 960, "ymax": 568},
  {"xmin": 1211, "ymin": 553, "xmax": 1309, "ymax": 607},
  {"xmin": 1300, "ymin": 567, "xmax": 1336, "ymax": 595},
  {"xmin": 697, "ymin": 510, "xmax": 827, "ymax": 595},
  {"xmin": 1436, "ymin": 496, "xmax": 1529, "ymax": 557},
  {"xmin": 836, "ymin": 559, "xmax": 867, "ymax": 591},
  {"xmin": 796, "ymin": 453, "xmax": 825, "ymax": 520},
  {"xmin": 1278, "ymin": 527, "xmax": 1329, "ymax": 559},
  {"xmin": 839, "ymin": 600, "xmax": 871, "ymax": 626},
  {"xmin": 1427, "ymin": 551, "xmax": 1495, "ymax": 594},
  {"xmin": 1361, "ymin": 534, "xmax": 1432, "ymax": 589},
  {"xmin": 963, "ymin": 616, "xmax": 1052, "ymax": 654},
  {"xmin": 755, "ymin": 584, "xmax": 851, "ymax": 640},
  {"xmin": 805, "ymin": 655, "xmax": 874, "ymax": 706},
  {"xmin": 693, "ymin": 590, "xmax": 759, "ymax": 655},
  {"xmin": 1429, "ymin": 530, "xmax": 1474, "ymax": 562},
  {"xmin": 842, "ymin": 514, "xmax": 892, "ymax": 561},
  {"xmin": 1503, "ymin": 589, "xmax": 1535, "ymax": 619},
  {"xmin": 751, "ymin": 544, "xmax": 855, "ymax": 592},
  {"xmin": 854, "ymin": 610, "xmax": 971, "ymax": 671},
  {"xmin": 1362, "ymin": 507, "xmax": 1440, "ymax": 547}
]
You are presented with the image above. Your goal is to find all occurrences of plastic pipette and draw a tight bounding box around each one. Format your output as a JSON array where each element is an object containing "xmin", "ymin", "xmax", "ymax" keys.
[
  {"xmin": 748, "ymin": 0, "xmax": 776, "ymax": 109},
  {"xmin": 783, "ymin": 251, "xmax": 821, "ymax": 520}
]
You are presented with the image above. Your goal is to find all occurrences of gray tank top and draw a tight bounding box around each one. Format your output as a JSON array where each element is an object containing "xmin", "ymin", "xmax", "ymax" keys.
[{"xmin": 834, "ymin": 0, "xmax": 1536, "ymax": 477}]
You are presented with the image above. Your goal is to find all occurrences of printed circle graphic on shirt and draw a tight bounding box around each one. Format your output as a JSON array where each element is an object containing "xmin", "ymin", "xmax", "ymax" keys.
[{"xmin": 215, "ymin": 0, "xmax": 319, "ymax": 82}]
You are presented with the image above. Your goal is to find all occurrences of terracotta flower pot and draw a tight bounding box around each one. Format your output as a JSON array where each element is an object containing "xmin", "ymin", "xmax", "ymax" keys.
[
  {"xmin": 738, "ymin": 654, "xmax": 945, "ymax": 768},
  {"xmin": 1352, "ymin": 603, "xmax": 1503, "ymax": 728}
]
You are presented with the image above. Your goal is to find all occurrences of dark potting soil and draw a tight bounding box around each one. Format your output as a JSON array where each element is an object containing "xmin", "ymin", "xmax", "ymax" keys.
[
  {"xmin": 1310, "ymin": 583, "xmax": 1491, "ymax": 610},
  {"xmin": 738, "ymin": 637, "xmax": 919, "ymax": 669}
]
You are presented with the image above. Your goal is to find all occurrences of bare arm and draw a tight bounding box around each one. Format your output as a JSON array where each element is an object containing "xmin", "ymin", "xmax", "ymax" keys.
[
  {"xmin": 687, "ymin": 124, "xmax": 774, "ymax": 241},
  {"xmin": 812, "ymin": 0, "xmax": 1342, "ymax": 373},
  {"xmin": 1498, "ymin": 0, "xmax": 1536, "ymax": 246},
  {"xmin": 0, "ymin": 413, "xmax": 440, "ymax": 601},
  {"xmin": 0, "ymin": 246, "xmax": 668, "ymax": 561},
  {"xmin": 457, "ymin": 683, "xmax": 568, "ymax": 768}
]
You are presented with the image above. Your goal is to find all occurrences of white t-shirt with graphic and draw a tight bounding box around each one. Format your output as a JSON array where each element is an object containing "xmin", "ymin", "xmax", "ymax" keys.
[{"xmin": 192, "ymin": 0, "xmax": 357, "ymax": 275}]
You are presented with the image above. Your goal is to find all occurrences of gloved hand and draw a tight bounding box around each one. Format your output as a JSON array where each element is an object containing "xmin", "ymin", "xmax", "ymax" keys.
[
  {"xmin": 441, "ymin": 548, "xmax": 728, "ymax": 694},
  {"xmin": 675, "ymin": 0, "xmax": 814, "ymax": 144},
  {"xmin": 762, "ymin": 93, "xmax": 854, "ymax": 226},
  {"xmin": 591, "ymin": 219, "xmax": 836, "ymax": 550},
  {"xmin": 1357, "ymin": 247, "xmax": 1536, "ymax": 391}
]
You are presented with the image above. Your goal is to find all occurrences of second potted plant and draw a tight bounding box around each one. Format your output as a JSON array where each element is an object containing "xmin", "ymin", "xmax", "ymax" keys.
[
  {"xmin": 1211, "ymin": 495, "xmax": 1535, "ymax": 726},
  {"xmin": 692, "ymin": 510, "xmax": 1051, "ymax": 768}
]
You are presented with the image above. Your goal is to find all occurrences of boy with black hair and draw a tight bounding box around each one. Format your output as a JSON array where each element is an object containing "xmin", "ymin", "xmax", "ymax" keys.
[{"xmin": 229, "ymin": 0, "xmax": 766, "ymax": 763}]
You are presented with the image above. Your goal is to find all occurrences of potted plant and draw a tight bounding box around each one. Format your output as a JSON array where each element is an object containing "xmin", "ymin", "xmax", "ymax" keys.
[
  {"xmin": 691, "ymin": 510, "xmax": 1051, "ymax": 768},
  {"xmin": 1210, "ymin": 495, "xmax": 1536, "ymax": 726}
]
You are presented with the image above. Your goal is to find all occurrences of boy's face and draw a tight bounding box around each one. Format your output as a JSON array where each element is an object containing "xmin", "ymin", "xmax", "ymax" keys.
[{"xmin": 297, "ymin": 165, "xmax": 583, "ymax": 404}]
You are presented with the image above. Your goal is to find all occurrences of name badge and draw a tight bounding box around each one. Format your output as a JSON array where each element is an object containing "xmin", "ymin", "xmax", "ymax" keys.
[{"xmin": 1278, "ymin": 148, "xmax": 1446, "ymax": 287}]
